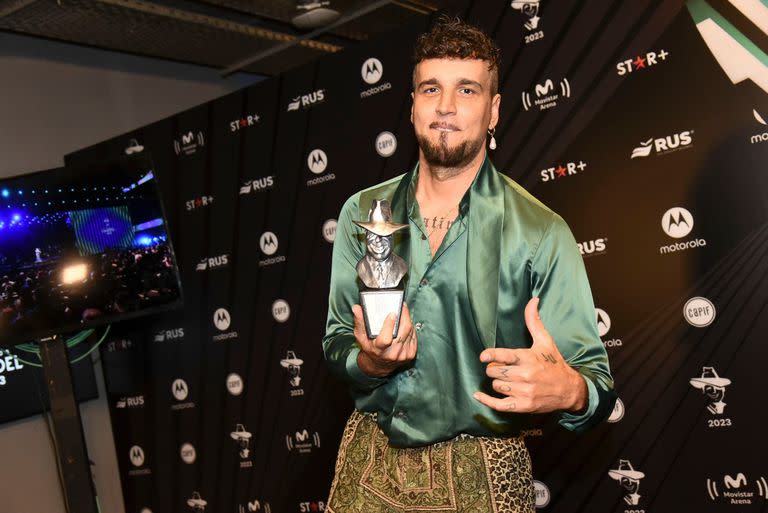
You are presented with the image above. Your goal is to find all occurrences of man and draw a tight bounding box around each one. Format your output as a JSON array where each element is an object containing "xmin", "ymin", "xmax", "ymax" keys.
[{"xmin": 323, "ymin": 16, "xmax": 615, "ymax": 513}]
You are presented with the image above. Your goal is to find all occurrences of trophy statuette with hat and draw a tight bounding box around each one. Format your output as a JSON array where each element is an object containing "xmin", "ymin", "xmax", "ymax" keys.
[{"xmin": 353, "ymin": 199, "xmax": 408, "ymax": 339}]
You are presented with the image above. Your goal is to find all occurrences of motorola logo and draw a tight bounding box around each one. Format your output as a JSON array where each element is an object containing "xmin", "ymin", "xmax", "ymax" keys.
[
  {"xmin": 375, "ymin": 131, "xmax": 397, "ymax": 157},
  {"xmin": 322, "ymin": 219, "xmax": 337, "ymax": 243},
  {"xmin": 213, "ymin": 308, "xmax": 231, "ymax": 331},
  {"xmin": 260, "ymin": 232, "xmax": 278, "ymax": 255},
  {"xmin": 212, "ymin": 307, "xmax": 239, "ymax": 341},
  {"xmin": 306, "ymin": 149, "xmax": 336, "ymax": 186},
  {"xmin": 128, "ymin": 445, "xmax": 151, "ymax": 476},
  {"xmin": 596, "ymin": 307, "xmax": 623, "ymax": 348},
  {"xmin": 607, "ymin": 398, "xmax": 625, "ymax": 423},
  {"xmin": 660, "ymin": 207, "xmax": 706, "ymax": 254},
  {"xmin": 258, "ymin": 231, "xmax": 285, "ymax": 266},
  {"xmin": 227, "ymin": 373, "xmax": 244, "ymax": 396},
  {"xmin": 307, "ymin": 149, "xmax": 328, "ymax": 174},
  {"xmin": 272, "ymin": 299, "xmax": 290, "ymax": 323},
  {"xmin": 129, "ymin": 445, "xmax": 145, "ymax": 467},
  {"xmin": 595, "ymin": 308, "xmax": 611, "ymax": 337},
  {"xmin": 180, "ymin": 443, "xmax": 196, "ymax": 464},
  {"xmin": 360, "ymin": 57, "xmax": 392, "ymax": 98},
  {"xmin": 172, "ymin": 378, "xmax": 189, "ymax": 401},
  {"xmin": 684, "ymin": 297, "xmax": 716, "ymax": 327},
  {"xmin": 662, "ymin": 207, "xmax": 693, "ymax": 238},
  {"xmin": 361, "ymin": 57, "xmax": 383, "ymax": 84}
]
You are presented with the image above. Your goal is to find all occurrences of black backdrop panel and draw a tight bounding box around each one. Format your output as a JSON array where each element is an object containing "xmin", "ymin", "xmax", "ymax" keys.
[{"xmin": 66, "ymin": 1, "xmax": 768, "ymax": 512}]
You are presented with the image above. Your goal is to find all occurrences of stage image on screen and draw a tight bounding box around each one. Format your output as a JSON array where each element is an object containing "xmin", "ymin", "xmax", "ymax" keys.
[{"xmin": 0, "ymin": 155, "xmax": 182, "ymax": 346}]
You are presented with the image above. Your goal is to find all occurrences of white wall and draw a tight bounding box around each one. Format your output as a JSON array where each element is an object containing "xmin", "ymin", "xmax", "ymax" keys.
[{"xmin": 0, "ymin": 31, "xmax": 260, "ymax": 513}]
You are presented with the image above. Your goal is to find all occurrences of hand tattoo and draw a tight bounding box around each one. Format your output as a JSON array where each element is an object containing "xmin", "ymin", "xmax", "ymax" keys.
[{"xmin": 541, "ymin": 352, "xmax": 557, "ymax": 364}]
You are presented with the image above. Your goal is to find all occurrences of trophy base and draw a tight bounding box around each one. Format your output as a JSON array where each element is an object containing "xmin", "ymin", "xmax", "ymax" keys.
[{"xmin": 360, "ymin": 289, "xmax": 404, "ymax": 339}]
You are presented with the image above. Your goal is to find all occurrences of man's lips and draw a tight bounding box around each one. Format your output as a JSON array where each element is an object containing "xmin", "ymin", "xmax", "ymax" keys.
[{"xmin": 430, "ymin": 122, "xmax": 460, "ymax": 132}]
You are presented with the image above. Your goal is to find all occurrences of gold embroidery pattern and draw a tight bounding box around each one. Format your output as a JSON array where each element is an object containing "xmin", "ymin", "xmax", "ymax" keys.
[{"xmin": 328, "ymin": 411, "xmax": 534, "ymax": 513}]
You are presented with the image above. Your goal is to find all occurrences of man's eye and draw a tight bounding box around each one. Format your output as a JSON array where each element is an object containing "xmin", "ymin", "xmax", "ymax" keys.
[
  {"xmin": 460, "ymin": 88, "xmax": 476, "ymax": 95},
  {"xmin": 422, "ymin": 87, "xmax": 438, "ymax": 93}
]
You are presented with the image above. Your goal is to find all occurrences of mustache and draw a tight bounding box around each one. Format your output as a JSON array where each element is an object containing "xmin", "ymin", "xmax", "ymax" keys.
[{"xmin": 429, "ymin": 122, "xmax": 460, "ymax": 130}]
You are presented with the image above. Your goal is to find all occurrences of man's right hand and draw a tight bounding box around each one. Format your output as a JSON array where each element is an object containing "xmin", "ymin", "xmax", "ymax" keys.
[{"xmin": 352, "ymin": 302, "xmax": 417, "ymax": 377}]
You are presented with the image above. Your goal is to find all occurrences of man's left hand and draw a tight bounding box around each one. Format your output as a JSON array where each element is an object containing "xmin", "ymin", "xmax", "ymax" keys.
[{"xmin": 473, "ymin": 297, "xmax": 588, "ymax": 414}]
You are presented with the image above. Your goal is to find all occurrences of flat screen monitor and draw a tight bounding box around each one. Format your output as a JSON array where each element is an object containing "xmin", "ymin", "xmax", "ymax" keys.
[{"xmin": 0, "ymin": 154, "xmax": 182, "ymax": 346}]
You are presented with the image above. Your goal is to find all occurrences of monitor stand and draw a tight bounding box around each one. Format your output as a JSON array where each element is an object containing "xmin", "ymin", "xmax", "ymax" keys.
[{"xmin": 39, "ymin": 335, "xmax": 98, "ymax": 513}]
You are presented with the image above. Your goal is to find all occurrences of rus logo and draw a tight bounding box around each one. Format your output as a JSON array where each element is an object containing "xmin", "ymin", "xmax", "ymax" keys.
[
  {"xmin": 287, "ymin": 89, "xmax": 325, "ymax": 111},
  {"xmin": 631, "ymin": 130, "xmax": 693, "ymax": 158},
  {"xmin": 577, "ymin": 238, "xmax": 606, "ymax": 256}
]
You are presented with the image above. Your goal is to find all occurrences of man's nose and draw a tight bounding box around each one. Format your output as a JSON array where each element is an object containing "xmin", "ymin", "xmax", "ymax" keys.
[{"xmin": 436, "ymin": 90, "xmax": 456, "ymax": 115}]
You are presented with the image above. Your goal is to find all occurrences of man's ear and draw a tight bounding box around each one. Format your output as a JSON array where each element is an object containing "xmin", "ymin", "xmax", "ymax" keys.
[
  {"xmin": 489, "ymin": 93, "xmax": 501, "ymax": 129},
  {"xmin": 410, "ymin": 91, "xmax": 414, "ymax": 124}
]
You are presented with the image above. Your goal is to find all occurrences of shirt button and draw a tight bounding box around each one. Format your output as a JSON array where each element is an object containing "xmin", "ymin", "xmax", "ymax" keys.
[
  {"xmin": 396, "ymin": 411, "xmax": 407, "ymax": 419},
  {"xmin": 420, "ymin": 278, "xmax": 429, "ymax": 287},
  {"xmin": 406, "ymin": 369, "xmax": 415, "ymax": 377},
  {"xmin": 414, "ymin": 322, "xmax": 423, "ymax": 331}
]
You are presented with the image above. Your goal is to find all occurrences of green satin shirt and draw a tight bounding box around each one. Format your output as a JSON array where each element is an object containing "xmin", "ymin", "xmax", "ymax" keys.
[{"xmin": 323, "ymin": 156, "xmax": 616, "ymax": 448}]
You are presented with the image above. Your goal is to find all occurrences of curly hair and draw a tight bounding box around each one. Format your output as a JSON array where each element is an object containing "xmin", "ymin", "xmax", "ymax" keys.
[{"xmin": 413, "ymin": 15, "xmax": 501, "ymax": 95}]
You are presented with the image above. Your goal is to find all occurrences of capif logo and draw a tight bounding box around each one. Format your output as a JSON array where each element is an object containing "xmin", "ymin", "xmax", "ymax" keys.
[
  {"xmin": 272, "ymin": 299, "xmax": 290, "ymax": 323},
  {"xmin": 227, "ymin": 373, "xmax": 244, "ymax": 396},
  {"xmin": 180, "ymin": 443, "xmax": 196, "ymax": 464},
  {"xmin": 322, "ymin": 219, "xmax": 337, "ymax": 243}
]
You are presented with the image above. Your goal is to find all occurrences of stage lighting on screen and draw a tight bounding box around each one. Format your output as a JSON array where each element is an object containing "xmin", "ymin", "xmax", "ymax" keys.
[
  {"xmin": 61, "ymin": 263, "xmax": 88, "ymax": 284},
  {"xmin": 0, "ymin": 154, "xmax": 183, "ymax": 347}
]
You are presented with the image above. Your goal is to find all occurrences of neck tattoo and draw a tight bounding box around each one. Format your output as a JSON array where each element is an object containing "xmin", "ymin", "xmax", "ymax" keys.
[{"xmin": 422, "ymin": 204, "xmax": 458, "ymax": 240}]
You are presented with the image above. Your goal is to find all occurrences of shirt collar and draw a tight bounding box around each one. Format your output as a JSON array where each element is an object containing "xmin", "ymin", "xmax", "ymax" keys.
[{"xmin": 405, "ymin": 154, "xmax": 490, "ymax": 219}]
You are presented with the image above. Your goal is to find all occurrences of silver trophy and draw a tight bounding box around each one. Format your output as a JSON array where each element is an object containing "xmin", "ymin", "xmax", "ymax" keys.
[{"xmin": 353, "ymin": 199, "xmax": 408, "ymax": 339}]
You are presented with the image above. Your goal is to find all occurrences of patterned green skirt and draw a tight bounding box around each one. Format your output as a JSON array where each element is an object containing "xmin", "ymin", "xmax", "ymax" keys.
[{"xmin": 327, "ymin": 410, "xmax": 535, "ymax": 513}]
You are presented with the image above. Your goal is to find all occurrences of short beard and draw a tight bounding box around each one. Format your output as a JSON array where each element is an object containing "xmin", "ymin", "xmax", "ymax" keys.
[{"xmin": 416, "ymin": 131, "xmax": 485, "ymax": 180}]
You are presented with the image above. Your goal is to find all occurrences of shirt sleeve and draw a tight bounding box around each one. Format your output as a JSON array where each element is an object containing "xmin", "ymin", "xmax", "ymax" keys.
[
  {"xmin": 530, "ymin": 213, "xmax": 617, "ymax": 432},
  {"xmin": 322, "ymin": 195, "xmax": 388, "ymax": 391}
]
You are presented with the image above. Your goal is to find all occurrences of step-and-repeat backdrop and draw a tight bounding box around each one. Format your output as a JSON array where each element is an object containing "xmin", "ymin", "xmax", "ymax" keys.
[{"xmin": 66, "ymin": 1, "xmax": 768, "ymax": 512}]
